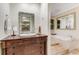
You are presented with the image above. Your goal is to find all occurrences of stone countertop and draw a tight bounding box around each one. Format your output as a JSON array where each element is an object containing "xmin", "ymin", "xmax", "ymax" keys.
[
  {"xmin": 0, "ymin": 34, "xmax": 10, "ymax": 42},
  {"xmin": 0, "ymin": 34, "xmax": 48, "ymax": 41}
]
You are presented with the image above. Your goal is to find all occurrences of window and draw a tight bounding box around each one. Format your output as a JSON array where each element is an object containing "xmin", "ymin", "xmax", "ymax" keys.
[{"xmin": 19, "ymin": 12, "xmax": 35, "ymax": 34}]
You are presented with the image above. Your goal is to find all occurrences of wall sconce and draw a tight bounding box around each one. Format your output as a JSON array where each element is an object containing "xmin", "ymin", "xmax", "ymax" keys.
[
  {"xmin": 11, "ymin": 26, "xmax": 17, "ymax": 36},
  {"xmin": 8, "ymin": 25, "xmax": 17, "ymax": 36},
  {"xmin": 37, "ymin": 26, "xmax": 41, "ymax": 35}
]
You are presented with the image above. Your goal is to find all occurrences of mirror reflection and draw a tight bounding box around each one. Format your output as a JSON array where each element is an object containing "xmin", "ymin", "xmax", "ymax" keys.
[
  {"xmin": 19, "ymin": 12, "xmax": 35, "ymax": 34},
  {"xmin": 57, "ymin": 13, "xmax": 75, "ymax": 30}
]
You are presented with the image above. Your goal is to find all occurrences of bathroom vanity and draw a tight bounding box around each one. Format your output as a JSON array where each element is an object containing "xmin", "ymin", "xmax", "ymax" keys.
[{"xmin": 0, "ymin": 35, "xmax": 47, "ymax": 55}]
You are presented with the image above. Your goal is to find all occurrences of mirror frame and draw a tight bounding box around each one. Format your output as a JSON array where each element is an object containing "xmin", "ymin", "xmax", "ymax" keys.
[
  {"xmin": 19, "ymin": 12, "xmax": 35, "ymax": 34},
  {"xmin": 56, "ymin": 12, "xmax": 76, "ymax": 30}
]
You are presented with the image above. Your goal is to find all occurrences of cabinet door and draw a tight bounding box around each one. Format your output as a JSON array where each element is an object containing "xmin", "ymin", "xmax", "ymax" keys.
[
  {"xmin": 23, "ymin": 39, "xmax": 32, "ymax": 55},
  {"xmin": 5, "ymin": 40, "xmax": 24, "ymax": 55},
  {"xmin": 14, "ymin": 44, "xmax": 24, "ymax": 55},
  {"xmin": 41, "ymin": 37, "xmax": 47, "ymax": 55},
  {"xmin": 6, "ymin": 47, "xmax": 15, "ymax": 55},
  {"xmin": 30, "ymin": 42, "xmax": 42, "ymax": 55},
  {"xmin": 23, "ymin": 38, "xmax": 42, "ymax": 55},
  {"xmin": 2, "ymin": 36, "xmax": 47, "ymax": 55}
]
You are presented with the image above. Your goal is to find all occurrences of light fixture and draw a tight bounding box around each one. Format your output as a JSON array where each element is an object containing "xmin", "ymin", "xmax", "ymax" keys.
[{"xmin": 11, "ymin": 26, "xmax": 17, "ymax": 36}]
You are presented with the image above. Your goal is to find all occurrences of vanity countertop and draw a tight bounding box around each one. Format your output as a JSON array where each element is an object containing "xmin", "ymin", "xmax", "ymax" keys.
[
  {"xmin": 0, "ymin": 34, "xmax": 9, "ymax": 42},
  {"xmin": 0, "ymin": 34, "xmax": 48, "ymax": 41}
]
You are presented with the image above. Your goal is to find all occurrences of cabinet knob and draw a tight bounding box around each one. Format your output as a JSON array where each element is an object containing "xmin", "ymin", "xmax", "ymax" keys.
[
  {"xmin": 40, "ymin": 51, "xmax": 44, "ymax": 54},
  {"xmin": 40, "ymin": 42, "xmax": 42, "ymax": 44},
  {"xmin": 40, "ymin": 46, "xmax": 42, "ymax": 48},
  {"xmin": 12, "ymin": 53, "xmax": 15, "ymax": 55},
  {"xmin": 12, "ymin": 46, "xmax": 16, "ymax": 49}
]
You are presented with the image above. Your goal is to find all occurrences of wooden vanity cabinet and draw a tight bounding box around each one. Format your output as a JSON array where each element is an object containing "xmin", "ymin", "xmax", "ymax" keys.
[{"xmin": 1, "ymin": 35, "xmax": 47, "ymax": 55}]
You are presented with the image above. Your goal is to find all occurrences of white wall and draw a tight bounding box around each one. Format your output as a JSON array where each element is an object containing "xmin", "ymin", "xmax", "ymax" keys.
[
  {"xmin": 10, "ymin": 3, "xmax": 41, "ymax": 34},
  {"xmin": 49, "ymin": 3, "xmax": 79, "ymax": 17},
  {"xmin": 0, "ymin": 3, "xmax": 10, "ymax": 35},
  {"xmin": 40, "ymin": 3, "xmax": 49, "ymax": 35}
]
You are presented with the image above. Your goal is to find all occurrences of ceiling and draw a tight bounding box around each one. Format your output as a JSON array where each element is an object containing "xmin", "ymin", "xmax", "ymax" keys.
[{"xmin": 49, "ymin": 3, "xmax": 79, "ymax": 17}]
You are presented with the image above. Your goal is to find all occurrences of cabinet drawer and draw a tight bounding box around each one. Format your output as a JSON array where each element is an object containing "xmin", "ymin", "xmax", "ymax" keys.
[
  {"xmin": 6, "ymin": 45, "xmax": 24, "ymax": 55},
  {"xmin": 31, "ymin": 44, "xmax": 44, "ymax": 55},
  {"xmin": 24, "ymin": 46, "xmax": 33, "ymax": 55},
  {"xmin": 5, "ymin": 40, "xmax": 24, "ymax": 48},
  {"xmin": 24, "ymin": 39, "xmax": 38, "ymax": 45},
  {"xmin": 14, "ymin": 47, "xmax": 24, "ymax": 55},
  {"xmin": 6, "ymin": 47, "xmax": 15, "ymax": 55}
]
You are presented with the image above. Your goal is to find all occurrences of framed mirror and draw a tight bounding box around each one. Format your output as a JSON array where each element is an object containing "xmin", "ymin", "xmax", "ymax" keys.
[
  {"xmin": 19, "ymin": 12, "xmax": 35, "ymax": 34},
  {"xmin": 4, "ymin": 14, "xmax": 8, "ymax": 33},
  {"xmin": 50, "ymin": 19, "xmax": 54, "ymax": 30},
  {"xmin": 56, "ymin": 13, "xmax": 76, "ymax": 30}
]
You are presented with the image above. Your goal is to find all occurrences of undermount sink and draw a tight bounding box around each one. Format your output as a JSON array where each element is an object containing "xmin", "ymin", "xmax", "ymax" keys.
[{"xmin": 20, "ymin": 33, "xmax": 36, "ymax": 36}]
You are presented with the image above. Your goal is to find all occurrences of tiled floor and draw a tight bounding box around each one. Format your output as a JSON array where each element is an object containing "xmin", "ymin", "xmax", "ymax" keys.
[
  {"xmin": 51, "ymin": 43, "xmax": 69, "ymax": 55},
  {"xmin": 51, "ymin": 43, "xmax": 79, "ymax": 55},
  {"xmin": 68, "ymin": 49, "xmax": 79, "ymax": 55}
]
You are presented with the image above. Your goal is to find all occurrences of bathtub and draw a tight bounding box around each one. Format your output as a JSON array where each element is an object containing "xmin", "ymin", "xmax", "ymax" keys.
[{"xmin": 51, "ymin": 35, "xmax": 77, "ymax": 50}]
